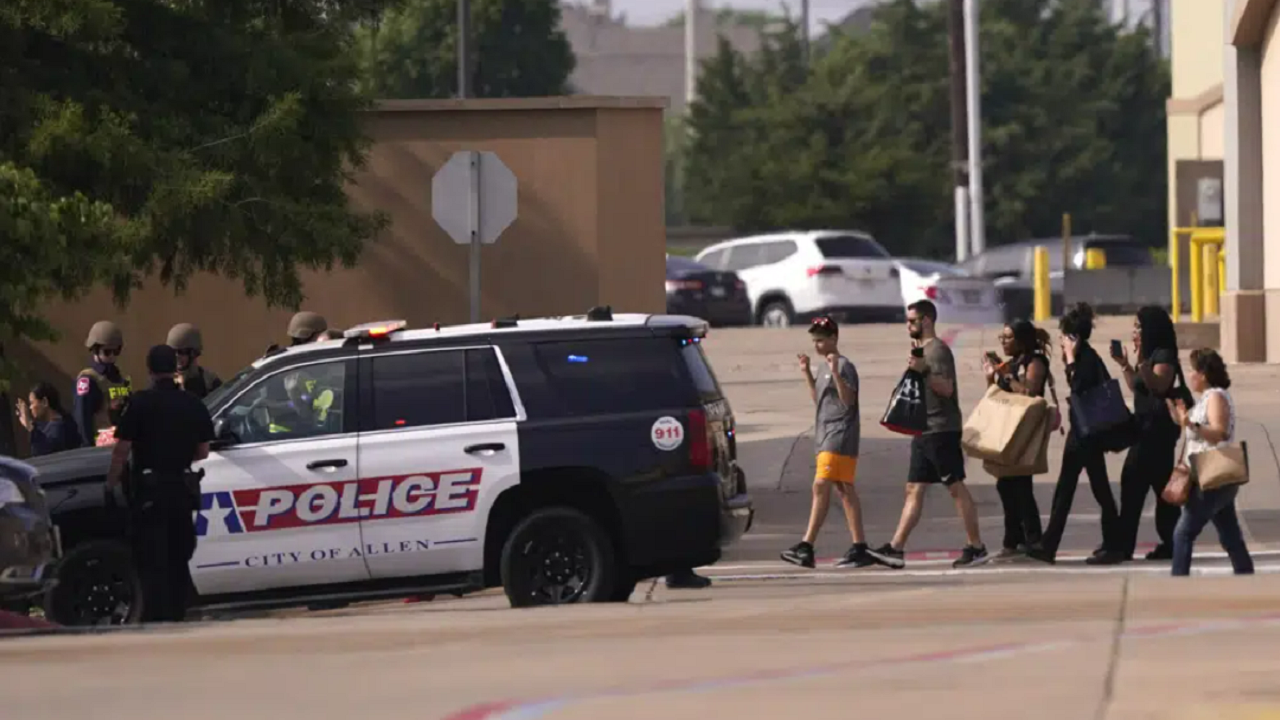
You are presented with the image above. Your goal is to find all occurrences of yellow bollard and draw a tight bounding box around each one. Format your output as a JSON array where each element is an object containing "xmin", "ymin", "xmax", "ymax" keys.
[
  {"xmin": 1033, "ymin": 246, "xmax": 1050, "ymax": 322},
  {"xmin": 1203, "ymin": 243, "xmax": 1219, "ymax": 317},
  {"xmin": 1084, "ymin": 248, "xmax": 1107, "ymax": 269},
  {"xmin": 1190, "ymin": 240, "xmax": 1203, "ymax": 322},
  {"xmin": 1218, "ymin": 248, "xmax": 1226, "ymax": 305}
]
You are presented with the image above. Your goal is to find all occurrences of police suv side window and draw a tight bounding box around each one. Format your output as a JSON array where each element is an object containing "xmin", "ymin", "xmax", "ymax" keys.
[
  {"xmin": 222, "ymin": 361, "xmax": 347, "ymax": 445},
  {"xmin": 367, "ymin": 348, "xmax": 515, "ymax": 430},
  {"xmin": 531, "ymin": 338, "xmax": 693, "ymax": 415}
]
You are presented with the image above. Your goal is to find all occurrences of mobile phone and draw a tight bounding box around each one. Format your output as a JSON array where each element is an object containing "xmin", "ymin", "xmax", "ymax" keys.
[
  {"xmin": 984, "ymin": 351, "xmax": 1001, "ymax": 365},
  {"xmin": 1110, "ymin": 339, "xmax": 1123, "ymax": 357}
]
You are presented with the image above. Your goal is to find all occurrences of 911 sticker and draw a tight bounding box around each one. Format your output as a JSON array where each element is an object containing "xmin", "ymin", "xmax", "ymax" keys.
[
  {"xmin": 195, "ymin": 468, "xmax": 481, "ymax": 537},
  {"xmin": 651, "ymin": 416, "xmax": 684, "ymax": 451}
]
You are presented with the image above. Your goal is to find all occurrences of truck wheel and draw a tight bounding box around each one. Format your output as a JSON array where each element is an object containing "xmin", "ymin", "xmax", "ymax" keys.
[
  {"xmin": 500, "ymin": 507, "xmax": 616, "ymax": 608},
  {"xmin": 44, "ymin": 540, "xmax": 143, "ymax": 626}
]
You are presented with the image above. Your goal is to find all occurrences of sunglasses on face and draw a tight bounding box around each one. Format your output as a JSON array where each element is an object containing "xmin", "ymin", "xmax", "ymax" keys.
[
  {"xmin": 175, "ymin": 349, "xmax": 195, "ymax": 357},
  {"xmin": 99, "ymin": 348, "xmax": 120, "ymax": 358}
]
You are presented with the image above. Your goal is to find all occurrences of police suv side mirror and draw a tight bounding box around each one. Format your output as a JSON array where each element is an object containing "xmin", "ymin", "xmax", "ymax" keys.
[{"xmin": 211, "ymin": 417, "xmax": 238, "ymax": 449}]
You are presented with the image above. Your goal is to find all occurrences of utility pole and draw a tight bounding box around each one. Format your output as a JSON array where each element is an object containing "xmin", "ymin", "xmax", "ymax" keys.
[
  {"xmin": 685, "ymin": 0, "xmax": 699, "ymax": 106},
  {"xmin": 457, "ymin": 0, "xmax": 471, "ymax": 98},
  {"xmin": 947, "ymin": 0, "xmax": 970, "ymax": 263},
  {"xmin": 963, "ymin": 0, "xmax": 986, "ymax": 256},
  {"xmin": 801, "ymin": 0, "xmax": 811, "ymax": 65}
]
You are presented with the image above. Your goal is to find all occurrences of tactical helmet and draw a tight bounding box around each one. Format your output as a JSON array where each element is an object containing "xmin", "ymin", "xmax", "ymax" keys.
[
  {"xmin": 166, "ymin": 323, "xmax": 203, "ymax": 353},
  {"xmin": 85, "ymin": 321, "xmax": 124, "ymax": 350},
  {"xmin": 287, "ymin": 311, "xmax": 328, "ymax": 341}
]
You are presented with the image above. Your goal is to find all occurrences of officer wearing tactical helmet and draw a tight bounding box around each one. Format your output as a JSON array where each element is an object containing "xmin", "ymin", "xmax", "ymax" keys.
[
  {"xmin": 166, "ymin": 323, "xmax": 223, "ymax": 399},
  {"xmin": 288, "ymin": 311, "xmax": 328, "ymax": 346},
  {"xmin": 74, "ymin": 321, "xmax": 133, "ymax": 447}
]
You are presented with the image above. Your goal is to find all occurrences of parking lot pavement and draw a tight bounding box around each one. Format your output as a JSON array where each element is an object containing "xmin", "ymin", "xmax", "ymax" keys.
[
  {"xmin": 7, "ymin": 570, "xmax": 1280, "ymax": 720},
  {"xmin": 703, "ymin": 323, "xmax": 1280, "ymax": 561}
]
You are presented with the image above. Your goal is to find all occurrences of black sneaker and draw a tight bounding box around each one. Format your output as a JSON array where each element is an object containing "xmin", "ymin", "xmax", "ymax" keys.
[
  {"xmin": 867, "ymin": 543, "xmax": 906, "ymax": 569},
  {"xmin": 1085, "ymin": 550, "xmax": 1127, "ymax": 565},
  {"xmin": 1026, "ymin": 547, "xmax": 1056, "ymax": 565},
  {"xmin": 834, "ymin": 543, "xmax": 875, "ymax": 568},
  {"xmin": 781, "ymin": 542, "xmax": 816, "ymax": 569},
  {"xmin": 665, "ymin": 569, "xmax": 712, "ymax": 589},
  {"xmin": 953, "ymin": 545, "xmax": 991, "ymax": 568},
  {"xmin": 1145, "ymin": 544, "xmax": 1173, "ymax": 561}
]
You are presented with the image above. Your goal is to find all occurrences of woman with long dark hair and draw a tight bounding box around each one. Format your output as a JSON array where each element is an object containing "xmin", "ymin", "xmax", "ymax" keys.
[
  {"xmin": 15, "ymin": 382, "xmax": 83, "ymax": 456},
  {"xmin": 1168, "ymin": 349, "xmax": 1253, "ymax": 576},
  {"xmin": 1109, "ymin": 305, "xmax": 1182, "ymax": 562},
  {"xmin": 1029, "ymin": 303, "xmax": 1122, "ymax": 565},
  {"xmin": 983, "ymin": 319, "xmax": 1051, "ymax": 557}
]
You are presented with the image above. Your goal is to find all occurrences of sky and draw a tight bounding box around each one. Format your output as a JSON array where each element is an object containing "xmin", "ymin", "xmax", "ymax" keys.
[{"xmin": 608, "ymin": 0, "xmax": 863, "ymax": 35}]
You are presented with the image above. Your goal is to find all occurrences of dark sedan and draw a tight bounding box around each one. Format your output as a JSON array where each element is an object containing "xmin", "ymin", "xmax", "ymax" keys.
[{"xmin": 665, "ymin": 255, "xmax": 752, "ymax": 327}]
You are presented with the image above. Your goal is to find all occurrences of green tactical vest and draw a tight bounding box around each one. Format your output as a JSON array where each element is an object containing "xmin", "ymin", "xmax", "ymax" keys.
[{"xmin": 80, "ymin": 367, "xmax": 133, "ymax": 430}]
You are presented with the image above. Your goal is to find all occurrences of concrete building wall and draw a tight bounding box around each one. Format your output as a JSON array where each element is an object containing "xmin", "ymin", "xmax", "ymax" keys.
[
  {"xmin": 9, "ymin": 96, "xmax": 668, "ymax": 397},
  {"xmin": 1167, "ymin": 0, "xmax": 1227, "ymax": 248}
]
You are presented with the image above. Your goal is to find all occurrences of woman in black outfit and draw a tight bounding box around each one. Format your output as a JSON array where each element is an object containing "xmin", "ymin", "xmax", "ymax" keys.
[
  {"xmin": 1110, "ymin": 305, "xmax": 1182, "ymax": 562},
  {"xmin": 984, "ymin": 319, "xmax": 1049, "ymax": 558},
  {"xmin": 1029, "ymin": 303, "xmax": 1121, "ymax": 565},
  {"xmin": 15, "ymin": 382, "xmax": 82, "ymax": 456}
]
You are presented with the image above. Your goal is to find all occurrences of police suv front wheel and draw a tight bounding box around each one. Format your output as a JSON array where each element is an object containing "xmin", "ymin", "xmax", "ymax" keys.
[
  {"xmin": 499, "ymin": 507, "xmax": 617, "ymax": 608},
  {"xmin": 44, "ymin": 540, "xmax": 143, "ymax": 627}
]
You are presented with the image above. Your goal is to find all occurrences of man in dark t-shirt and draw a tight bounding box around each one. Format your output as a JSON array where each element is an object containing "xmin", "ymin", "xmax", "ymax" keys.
[{"xmin": 868, "ymin": 300, "xmax": 990, "ymax": 569}]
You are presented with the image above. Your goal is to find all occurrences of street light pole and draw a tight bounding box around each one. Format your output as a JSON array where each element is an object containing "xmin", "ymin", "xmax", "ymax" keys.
[
  {"xmin": 963, "ymin": 0, "xmax": 985, "ymax": 256},
  {"xmin": 457, "ymin": 0, "xmax": 471, "ymax": 98},
  {"xmin": 685, "ymin": 0, "xmax": 699, "ymax": 106},
  {"xmin": 947, "ymin": 0, "xmax": 970, "ymax": 263}
]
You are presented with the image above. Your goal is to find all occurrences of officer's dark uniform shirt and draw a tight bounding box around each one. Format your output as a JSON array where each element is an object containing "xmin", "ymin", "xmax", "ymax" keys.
[
  {"xmin": 73, "ymin": 360, "xmax": 128, "ymax": 447},
  {"xmin": 114, "ymin": 378, "xmax": 215, "ymax": 476}
]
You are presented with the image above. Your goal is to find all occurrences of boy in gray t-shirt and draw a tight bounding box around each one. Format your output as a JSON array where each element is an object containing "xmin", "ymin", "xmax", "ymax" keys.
[{"xmin": 781, "ymin": 317, "xmax": 872, "ymax": 569}]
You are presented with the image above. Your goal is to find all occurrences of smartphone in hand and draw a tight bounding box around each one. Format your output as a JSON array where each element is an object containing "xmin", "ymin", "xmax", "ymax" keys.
[{"xmin": 1110, "ymin": 339, "xmax": 1124, "ymax": 358}]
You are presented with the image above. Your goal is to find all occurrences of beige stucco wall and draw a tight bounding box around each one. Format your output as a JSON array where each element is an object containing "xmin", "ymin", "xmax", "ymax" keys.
[
  {"xmin": 1173, "ymin": 0, "xmax": 1227, "ymax": 97},
  {"xmin": 1262, "ymin": 2, "xmax": 1280, "ymax": 291},
  {"xmin": 1200, "ymin": 101, "xmax": 1226, "ymax": 157}
]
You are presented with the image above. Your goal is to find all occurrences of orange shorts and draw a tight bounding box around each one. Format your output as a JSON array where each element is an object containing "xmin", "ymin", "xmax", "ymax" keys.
[{"xmin": 815, "ymin": 451, "xmax": 858, "ymax": 483}]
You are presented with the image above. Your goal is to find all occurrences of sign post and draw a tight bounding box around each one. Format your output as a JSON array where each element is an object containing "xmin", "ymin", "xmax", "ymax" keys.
[{"xmin": 432, "ymin": 150, "xmax": 518, "ymax": 322}]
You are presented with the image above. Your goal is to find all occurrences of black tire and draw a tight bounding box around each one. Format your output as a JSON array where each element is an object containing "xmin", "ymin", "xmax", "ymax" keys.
[
  {"xmin": 500, "ymin": 507, "xmax": 616, "ymax": 608},
  {"xmin": 758, "ymin": 299, "xmax": 794, "ymax": 327},
  {"xmin": 43, "ymin": 540, "xmax": 143, "ymax": 627}
]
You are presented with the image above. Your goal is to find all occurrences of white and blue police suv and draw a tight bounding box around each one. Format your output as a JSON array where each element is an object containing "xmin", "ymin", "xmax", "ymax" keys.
[{"xmin": 27, "ymin": 309, "xmax": 752, "ymax": 625}]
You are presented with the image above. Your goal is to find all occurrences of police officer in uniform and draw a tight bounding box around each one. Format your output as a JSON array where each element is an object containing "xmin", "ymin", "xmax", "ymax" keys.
[
  {"xmin": 74, "ymin": 321, "xmax": 133, "ymax": 447},
  {"xmin": 106, "ymin": 345, "xmax": 214, "ymax": 623},
  {"xmin": 166, "ymin": 323, "xmax": 223, "ymax": 399}
]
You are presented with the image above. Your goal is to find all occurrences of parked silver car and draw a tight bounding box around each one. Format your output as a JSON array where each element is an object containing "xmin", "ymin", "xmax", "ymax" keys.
[{"xmin": 0, "ymin": 456, "xmax": 59, "ymax": 611}]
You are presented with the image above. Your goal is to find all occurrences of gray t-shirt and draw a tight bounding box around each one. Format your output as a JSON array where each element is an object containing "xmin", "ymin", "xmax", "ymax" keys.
[
  {"xmin": 923, "ymin": 338, "xmax": 963, "ymax": 433},
  {"xmin": 814, "ymin": 355, "xmax": 860, "ymax": 456}
]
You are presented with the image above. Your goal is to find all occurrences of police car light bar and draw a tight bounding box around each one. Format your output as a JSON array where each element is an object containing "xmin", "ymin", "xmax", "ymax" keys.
[{"xmin": 344, "ymin": 320, "xmax": 408, "ymax": 340}]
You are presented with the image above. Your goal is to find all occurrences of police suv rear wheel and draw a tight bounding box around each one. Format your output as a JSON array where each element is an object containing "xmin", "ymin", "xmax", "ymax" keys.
[
  {"xmin": 44, "ymin": 540, "xmax": 143, "ymax": 627},
  {"xmin": 500, "ymin": 507, "xmax": 616, "ymax": 608}
]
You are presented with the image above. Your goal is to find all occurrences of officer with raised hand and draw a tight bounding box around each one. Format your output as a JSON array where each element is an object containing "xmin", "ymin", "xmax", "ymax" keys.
[
  {"xmin": 167, "ymin": 323, "xmax": 223, "ymax": 399},
  {"xmin": 74, "ymin": 321, "xmax": 133, "ymax": 447},
  {"xmin": 106, "ymin": 345, "xmax": 215, "ymax": 623}
]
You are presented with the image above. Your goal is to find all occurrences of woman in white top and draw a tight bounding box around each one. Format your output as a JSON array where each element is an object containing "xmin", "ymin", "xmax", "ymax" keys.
[{"xmin": 1166, "ymin": 348, "xmax": 1254, "ymax": 576}]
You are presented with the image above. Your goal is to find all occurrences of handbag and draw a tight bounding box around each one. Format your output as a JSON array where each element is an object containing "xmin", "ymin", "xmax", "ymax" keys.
[
  {"xmin": 880, "ymin": 369, "xmax": 927, "ymax": 436},
  {"xmin": 1161, "ymin": 437, "xmax": 1192, "ymax": 506},
  {"xmin": 1193, "ymin": 442, "xmax": 1250, "ymax": 490},
  {"xmin": 1068, "ymin": 377, "xmax": 1133, "ymax": 439}
]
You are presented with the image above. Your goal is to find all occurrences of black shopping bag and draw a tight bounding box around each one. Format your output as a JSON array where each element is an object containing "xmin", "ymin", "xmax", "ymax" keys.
[{"xmin": 881, "ymin": 369, "xmax": 927, "ymax": 436}]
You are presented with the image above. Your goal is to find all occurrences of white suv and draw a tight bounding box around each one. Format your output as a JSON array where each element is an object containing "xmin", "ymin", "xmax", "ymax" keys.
[{"xmin": 694, "ymin": 231, "xmax": 905, "ymax": 326}]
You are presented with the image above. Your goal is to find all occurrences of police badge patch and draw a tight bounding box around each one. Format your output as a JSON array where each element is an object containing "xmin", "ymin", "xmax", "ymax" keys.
[{"xmin": 76, "ymin": 376, "xmax": 91, "ymax": 396}]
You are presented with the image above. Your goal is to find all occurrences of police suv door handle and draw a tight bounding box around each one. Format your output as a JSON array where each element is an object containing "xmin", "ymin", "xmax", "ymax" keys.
[
  {"xmin": 306, "ymin": 459, "xmax": 349, "ymax": 471},
  {"xmin": 464, "ymin": 442, "xmax": 506, "ymax": 456}
]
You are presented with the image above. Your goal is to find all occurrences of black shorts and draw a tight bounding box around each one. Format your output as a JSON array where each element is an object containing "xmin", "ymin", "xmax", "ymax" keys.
[{"xmin": 908, "ymin": 431, "xmax": 966, "ymax": 486}]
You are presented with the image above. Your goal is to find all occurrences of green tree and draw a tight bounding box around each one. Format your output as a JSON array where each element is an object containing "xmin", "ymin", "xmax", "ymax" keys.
[
  {"xmin": 0, "ymin": 0, "xmax": 392, "ymax": 355},
  {"xmin": 682, "ymin": 0, "xmax": 1170, "ymax": 258},
  {"xmin": 358, "ymin": 0, "xmax": 575, "ymax": 99}
]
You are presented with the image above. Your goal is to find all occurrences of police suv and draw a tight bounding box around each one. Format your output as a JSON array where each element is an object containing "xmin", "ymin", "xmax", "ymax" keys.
[{"xmin": 26, "ymin": 309, "xmax": 753, "ymax": 625}]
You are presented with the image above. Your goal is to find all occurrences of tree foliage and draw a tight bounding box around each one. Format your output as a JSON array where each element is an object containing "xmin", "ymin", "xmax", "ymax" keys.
[
  {"xmin": 0, "ymin": 0, "xmax": 393, "ymax": 349},
  {"xmin": 681, "ymin": 0, "xmax": 1170, "ymax": 258},
  {"xmin": 357, "ymin": 0, "xmax": 575, "ymax": 99}
]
